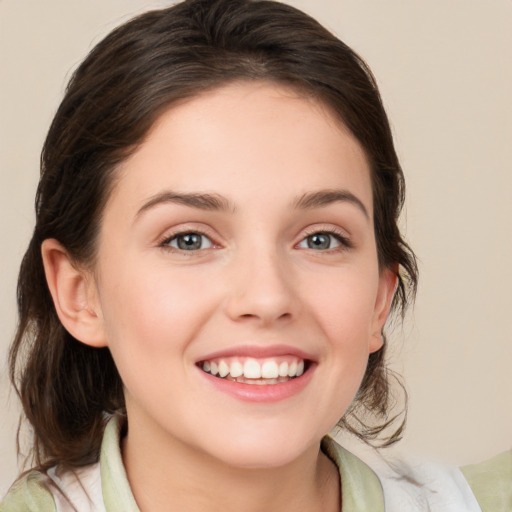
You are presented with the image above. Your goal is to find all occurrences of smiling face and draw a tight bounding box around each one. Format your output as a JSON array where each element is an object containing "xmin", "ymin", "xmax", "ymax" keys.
[{"xmin": 86, "ymin": 81, "xmax": 395, "ymax": 469}]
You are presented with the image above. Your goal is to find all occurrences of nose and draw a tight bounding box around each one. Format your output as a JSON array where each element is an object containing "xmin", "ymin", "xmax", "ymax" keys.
[{"xmin": 223, "ymin": 247, "xmax": 299, "ymax": 326}]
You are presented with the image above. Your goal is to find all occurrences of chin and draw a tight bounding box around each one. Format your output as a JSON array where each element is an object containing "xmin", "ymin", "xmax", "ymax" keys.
[{"xmin": 197, "ymin": 424, "xmax": 324, "ymax": 470}]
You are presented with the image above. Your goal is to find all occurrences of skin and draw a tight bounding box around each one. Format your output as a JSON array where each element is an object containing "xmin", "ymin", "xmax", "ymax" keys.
[{"xmin": 43, "ymin": 81, "xmax": 396, "ymax": 512}]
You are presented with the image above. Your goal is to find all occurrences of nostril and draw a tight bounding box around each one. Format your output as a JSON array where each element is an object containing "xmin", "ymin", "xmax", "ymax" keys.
[{"xmin": 237, "ymin": 311, "xmax": 292, "ymax": 322}]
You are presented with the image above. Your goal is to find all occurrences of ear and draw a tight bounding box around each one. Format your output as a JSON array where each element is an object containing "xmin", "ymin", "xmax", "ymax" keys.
[
  {"xmin": 369, "ymin": 265, "xmax": 398, "ymax": 353},
  {"xmin": 41, "ymin": 238, "xmax": 107, "ymax": 348}
]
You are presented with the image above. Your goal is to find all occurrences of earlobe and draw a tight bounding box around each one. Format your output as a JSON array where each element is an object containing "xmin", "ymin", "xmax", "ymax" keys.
[
  {"xmin": 41, "ymin": 238, "xmax": 107, "ymax": 348},
  {"xmin": 369, "ymin": 266, "xmax": 398, "ymax": 353}
]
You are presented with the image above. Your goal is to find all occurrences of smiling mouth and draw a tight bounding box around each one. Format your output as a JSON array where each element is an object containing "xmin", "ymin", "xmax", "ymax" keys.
[{"xmin": 197, "ymin": 356, "xmax": 309, "ymax": 385}]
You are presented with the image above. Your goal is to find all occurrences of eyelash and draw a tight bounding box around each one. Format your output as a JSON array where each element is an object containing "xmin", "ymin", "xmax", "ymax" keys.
[
  {"xmin": 159, "ymin": 229, "xmax": 215, "ymax": 253},
  {"xmin": 158, "ymin": 226, "xmax": 353, "ymax": 254},
  {"xmin": 298, "ymin": 228, "xmax": 353, "ymax": 252}
]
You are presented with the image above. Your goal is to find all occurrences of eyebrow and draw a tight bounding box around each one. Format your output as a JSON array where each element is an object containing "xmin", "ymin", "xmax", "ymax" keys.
[
  {"xmin": 135, "ymin": 191, "xmax": 235, "ymax": 219},
  {"xmin": 135, "ymin": 188, "xmax": 369, "ymax": 220},
  {"xmin": 293, "ymin": 189, "xmax": 369, "ymax": 219}
]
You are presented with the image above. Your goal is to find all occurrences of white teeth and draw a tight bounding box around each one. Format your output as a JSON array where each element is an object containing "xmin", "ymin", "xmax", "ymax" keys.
[
  {"xmin": 201, "ymin": 357, "xmax": 306, "ymax": 380},
  {"xmin": 261, "ymin": 360, "xmax": 279, "ymax": 379},
  {"xmin": 243, "ymin": 359, "xmax": 262, "ymax": 379},
  {"xmin": 218, "ymin": 360, "xmax": 229, "ymax": 378},
  {"xmin": 230, "ymin": 361, "xmax": 243, "ymax": 378}
]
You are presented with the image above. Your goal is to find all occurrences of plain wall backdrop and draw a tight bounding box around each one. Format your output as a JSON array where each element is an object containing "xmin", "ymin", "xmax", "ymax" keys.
[{"xmin": 1, "ymin": 0, "xmax": 511, "ymax": 496}]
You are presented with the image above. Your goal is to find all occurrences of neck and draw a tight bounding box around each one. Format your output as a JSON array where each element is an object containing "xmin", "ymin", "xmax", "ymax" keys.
[{"xmin": 122, "ymin": 420, "xmax": 340, "ymax": 512}]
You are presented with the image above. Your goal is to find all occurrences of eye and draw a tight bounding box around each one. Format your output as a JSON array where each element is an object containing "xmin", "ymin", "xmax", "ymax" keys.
[
  {"xmin": 165, "ymin": 232, "xmax": 213, "ymax": 251},
  {"xmin": 297, "ymin": 231, "xmax": 346, "ymax": 251}
]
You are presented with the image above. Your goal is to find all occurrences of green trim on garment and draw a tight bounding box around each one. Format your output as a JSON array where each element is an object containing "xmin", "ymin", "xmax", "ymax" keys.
[
  {"xmin": 0, "ymin": 472, "xmax": 56, "ymax": 512},
  {"xmin": 322, "ymin": 436, "xmax": 385, "ymax": 512},
  {"xmin": 461, "ymin": 449, "xmax": 512, "ymax": 512},
  {"xmin": 101, "ymin": 416, "xmax": 140, "ymax": 512}
]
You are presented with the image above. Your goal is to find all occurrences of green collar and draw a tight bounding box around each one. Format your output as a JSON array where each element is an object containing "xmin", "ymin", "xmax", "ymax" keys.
[
  {"xmin": 322, "ymin": 436, "xmax": 385, "ymax": 512},
  {"xmin": 100, "ymin": 417, "xmax": 139, "ymax": 512}
]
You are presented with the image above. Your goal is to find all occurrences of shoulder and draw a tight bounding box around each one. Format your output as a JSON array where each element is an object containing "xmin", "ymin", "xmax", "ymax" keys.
[
  {"xmin": 0, "ymin": 471, "xmax": 56, "ymax": 512},
  {"xmin": 324, "ymin": 434, "xmax": 483, "ymax": 511},
  {"xmin": 461, "ymin": 449, "xmax": 512, "ymax": 512},
  {"xmin": 1, "ymin": 462, "xmax": 104, "ymax": 512}
]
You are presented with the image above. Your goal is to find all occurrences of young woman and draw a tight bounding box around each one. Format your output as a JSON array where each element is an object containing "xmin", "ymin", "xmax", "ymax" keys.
[{"xmin": 2, "ymin": 0, "xmax": 510, "ymax": 510}]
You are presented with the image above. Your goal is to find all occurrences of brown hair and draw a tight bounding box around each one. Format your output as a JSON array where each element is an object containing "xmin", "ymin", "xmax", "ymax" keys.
[{"xmin": 10, "ymin": 0, "xmax": 417, "ymax": 470}]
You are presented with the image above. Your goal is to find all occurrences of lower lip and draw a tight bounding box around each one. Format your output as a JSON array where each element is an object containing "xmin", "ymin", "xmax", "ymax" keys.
[{"xmin": 198, "ymin": 365, "xmax": 315, "ymax": 403}]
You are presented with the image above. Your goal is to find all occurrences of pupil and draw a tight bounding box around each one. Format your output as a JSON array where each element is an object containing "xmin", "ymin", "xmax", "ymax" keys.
[
  {"xmin": 308, "ymin": 234, "xmax": 330, "ymax": 250},
  {"xmin": 178, "ymin": 233, "xmax": 201, "ymax": 250}
]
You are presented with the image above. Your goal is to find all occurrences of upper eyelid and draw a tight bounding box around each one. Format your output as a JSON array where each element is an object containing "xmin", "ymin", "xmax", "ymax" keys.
[
  {"xmin": 297, "ymin": 226, "xmax": 354, "ymax": 249},
  {"xmin": 162, "ymin": 231, "xmax": 211, "ymax": 243},
  {"xmin": 155, "ymin": 222, "xmax": 353, "ymax": 245},
  {"xmin": 157, "ymin": 225, "xmax": 219, "ymax": 247},
  {"xmin": 300, "ymin": 224, "xmax": 351, "ymax": 240}
]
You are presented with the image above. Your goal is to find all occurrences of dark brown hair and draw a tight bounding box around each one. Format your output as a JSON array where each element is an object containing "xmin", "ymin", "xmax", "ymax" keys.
[{"xmin": 10, "ymin": 0, "xmax": 417, "ymax": 470}]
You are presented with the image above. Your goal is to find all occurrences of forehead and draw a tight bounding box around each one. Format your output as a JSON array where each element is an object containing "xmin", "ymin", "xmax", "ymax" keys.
[{"xmin": 110, "ymin": 81, "xmax": 372, "ymax": 214}]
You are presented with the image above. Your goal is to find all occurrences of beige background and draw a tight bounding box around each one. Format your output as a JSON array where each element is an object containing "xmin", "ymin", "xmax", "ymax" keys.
[{"xmin": 1, "ymin": 0, "xmax": 511, "ymax": 495}]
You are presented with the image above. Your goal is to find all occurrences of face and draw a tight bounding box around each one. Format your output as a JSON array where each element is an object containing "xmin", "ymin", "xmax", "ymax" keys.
[{"xmin": 90, "ymin": 81, "xmax": 395, "ymax": 469}]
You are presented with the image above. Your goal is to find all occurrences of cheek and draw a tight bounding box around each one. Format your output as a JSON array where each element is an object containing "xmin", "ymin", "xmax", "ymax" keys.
[
  {"xmin": 97, "ymin": 259, "xmax": 217, "ymax": 357},
  {"xmin": 96, "ymin": 265, "xmax": 218, "ymax": 414},
  {"xmin": 304, "ymin": 268, "xmax": 380, "ymax": 341},
  {"xmin": 307, "ymin": 272, "xmax": 380, "ymax": 421}
]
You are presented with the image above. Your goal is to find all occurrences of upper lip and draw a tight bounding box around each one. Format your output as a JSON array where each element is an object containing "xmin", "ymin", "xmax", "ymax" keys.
[{"xmin": 196, "ymin": 344, "xmax": 316, "ymax": 362}]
